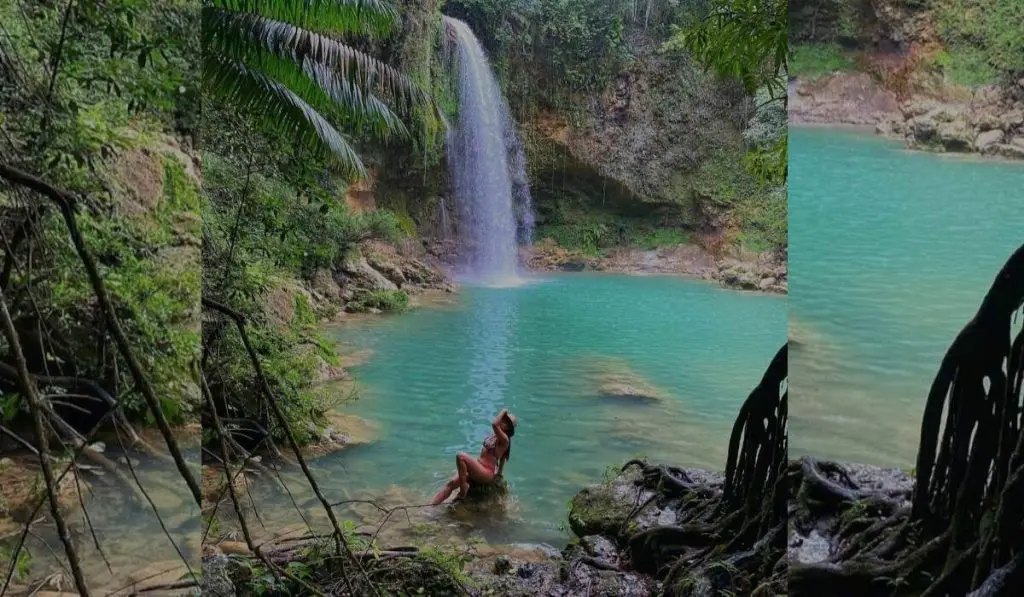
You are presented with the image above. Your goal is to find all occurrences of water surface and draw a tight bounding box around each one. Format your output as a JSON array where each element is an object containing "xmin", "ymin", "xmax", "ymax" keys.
[
  {"xmin": 789, "ymin": 127, "xmax": 1024, "ymax": 467},
  {"xmin": 255, "ymin": 274, "xmax": 784, "ymax": 546}
]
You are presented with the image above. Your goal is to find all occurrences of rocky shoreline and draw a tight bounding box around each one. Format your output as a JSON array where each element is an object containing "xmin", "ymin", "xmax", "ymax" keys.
[
  {"xmin": 200, "ymin": 461, "xmax": 736, "ymax": 597},
  {"xmin": 514, "ymin": 240, "xmax": 788, "ymax": 294},
  {"xmin": 790, "ymin": 71, "xmax": 1024, "ymax": 160}
]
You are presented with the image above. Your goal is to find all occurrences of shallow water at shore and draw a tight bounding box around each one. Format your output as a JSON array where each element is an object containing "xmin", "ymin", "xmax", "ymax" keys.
[
  {"xmin": 3, "ymin": 446, "xmax": 199, "ymax": 595},
  {"xmin": 245, "ymin": 273, "xmax": 784, "ymax": 547},
  {"xmin": 789, "ymin": 126, "xmax": 1024, "ymax": 467}
]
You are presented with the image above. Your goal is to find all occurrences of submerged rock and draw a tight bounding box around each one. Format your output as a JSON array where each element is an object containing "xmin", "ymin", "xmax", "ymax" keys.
[
  {"xmin": 302, "ymin": 411, "xmax": 380, "ymax": 459},
  {"xmin": 582, "ymin": 356, "xmax": 669, "ymax": 402}
]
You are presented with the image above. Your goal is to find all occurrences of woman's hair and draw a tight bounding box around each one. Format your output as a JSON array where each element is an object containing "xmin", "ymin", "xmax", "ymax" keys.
[{"xmin": 503, "ymin": 414, "xmax": 516, "ymax": 437}]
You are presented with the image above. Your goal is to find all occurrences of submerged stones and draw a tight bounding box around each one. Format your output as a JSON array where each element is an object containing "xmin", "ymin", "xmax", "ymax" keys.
[
  {"xmin": 582, "ymin": 356, "xmax": 669, "ymax": 402},
  {"xmin": 301, "ymin": 411, "xmax": 380, "ymax": 459}
]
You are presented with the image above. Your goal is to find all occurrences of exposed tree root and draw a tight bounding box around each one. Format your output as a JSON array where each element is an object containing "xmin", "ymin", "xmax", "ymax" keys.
[
  {"xmin": 620, "ymin": 344, "xmax": 788, "ymax": 596},
  {"xmin": 789, "ymin": 244, "xmax": 1024, "ymax": 597}
]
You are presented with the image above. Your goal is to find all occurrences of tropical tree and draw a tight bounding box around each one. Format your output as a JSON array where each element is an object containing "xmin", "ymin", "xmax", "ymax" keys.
[
  {"xmin": 668, "ymin": 0, "xmax": 788, "ymax": 186},
  {"xmin": 668, "ymin": 0, "xmax": 787, "ymax": 97},
  {"xmin": 202, "ymin": 0, "xmax": 438, "ymax": 179}
]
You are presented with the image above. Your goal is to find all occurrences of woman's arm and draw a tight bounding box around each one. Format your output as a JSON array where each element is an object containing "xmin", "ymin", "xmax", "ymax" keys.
[{"xmin": 491, "ymin": 408, "xmax": 510, "ymax": 443}]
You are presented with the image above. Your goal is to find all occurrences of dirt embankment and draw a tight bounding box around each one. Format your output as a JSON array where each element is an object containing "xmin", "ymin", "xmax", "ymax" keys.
[{"xmin": 789, "ymin": 73, "xmax": 903, "ymax": 126}]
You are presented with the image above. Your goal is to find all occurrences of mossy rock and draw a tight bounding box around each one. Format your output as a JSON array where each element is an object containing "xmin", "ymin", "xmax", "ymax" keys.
[
  {"xmin": 567, "ymin": 484, "xmax": 634, "ymax": 539},
  {"xmin": 465, "ymin": 477, "xmax": 510, "ymax": 501}
]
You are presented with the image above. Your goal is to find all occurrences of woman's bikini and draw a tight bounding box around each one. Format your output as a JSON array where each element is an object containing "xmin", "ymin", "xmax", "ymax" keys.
[{"xmin": 479, "ymin": 434, "xmax": 505, "ymax": 473}]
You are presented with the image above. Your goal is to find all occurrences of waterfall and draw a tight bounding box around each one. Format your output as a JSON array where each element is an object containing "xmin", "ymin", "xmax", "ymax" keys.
[{"xmin": 445, "ymin": 16, "xmax": 534, "ymax": 284}]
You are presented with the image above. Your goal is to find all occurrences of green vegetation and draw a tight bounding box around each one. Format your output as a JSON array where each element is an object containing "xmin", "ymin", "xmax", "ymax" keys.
[
  {"xmin": 201, "ymin": 107, "xmax": 407, "ymax": 443},
  {"xmin": 669, "ymin": 0, "xmax": 788, "ymax": 248},
  {"xmin": 348, "ymin": 289, "xmax": 410, "ymax": 313},
  {"xmin": 200, "ymin": 0, "xmax": 438, "ymax": 444},
  {"xmin": 536, "ymin": 218, "xmax": 691, "ymax": 255},
  {"xmin": 933, "ymin": 0, "xmax": 1024, "ymax": 85},
  {"xmin": 668, "ymin": 0, "xmax": 788, "ymax": 98},
  {"xmin": 790, "ymin": 0, "xmax": 1022, "ymax": 89},
  {"xmin": 790, "ymin": 43, "xmax": 856, "ymax": 81},
  {"xmin": 0, "ymin": 0, "xmax": 200, "ymax": 426},
  {"xmin": 202, "ymin": 0, "xmax": 438, "ymax": 177},
  {"xmin": 931, "ymin": 47, "xmax": 1000, "ymax": 88}
]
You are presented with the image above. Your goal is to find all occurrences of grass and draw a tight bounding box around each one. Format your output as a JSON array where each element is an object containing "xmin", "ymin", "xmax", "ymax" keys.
[
  {"xmin": 790, "ymin": 43, "xmax": 856, "ymax": 81},
  {"xmin": 630, "ymin": 228, "xmax": 690, "ymax": 250},
  {"xmin": 537, "ymin": 218, "xmax": 691, "ymax": 255},
  {"xmin": 932, "ymin": 46, "xmax": 1001, "ymax": 88}
]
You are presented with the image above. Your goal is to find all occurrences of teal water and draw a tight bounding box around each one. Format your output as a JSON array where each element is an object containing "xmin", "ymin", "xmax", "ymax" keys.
[
  {"xmin": 255, "ymin": 274, "xmax": 784, "ymax": 547},
  {"xmin": 13, "ymin": 447, "xmax": 199, "ymax": 593},
  {"xmin": 789, "ymin": 126, "xmax": 1024, "ymax": 467}
]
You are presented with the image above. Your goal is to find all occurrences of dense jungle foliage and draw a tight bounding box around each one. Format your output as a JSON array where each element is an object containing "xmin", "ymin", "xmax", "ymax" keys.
[{"xmin": 0, "ymin": 0, "xmax": 201, "ymax": 427}]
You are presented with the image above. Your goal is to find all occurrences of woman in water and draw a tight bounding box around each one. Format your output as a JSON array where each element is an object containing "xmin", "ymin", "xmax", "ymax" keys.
[{"xmin": 430, "ymin": 408, "xmax": 516, "ymax": 505}]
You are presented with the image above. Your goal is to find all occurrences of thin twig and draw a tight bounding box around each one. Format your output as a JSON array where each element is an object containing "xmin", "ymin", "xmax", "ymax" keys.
[
  {"xmin": 0, "ymin": 161, "xmax": 202, "ymax": 504},
  {"xmin": 0, "ymin": 287, "xmax": 90, "ymax": 596}
]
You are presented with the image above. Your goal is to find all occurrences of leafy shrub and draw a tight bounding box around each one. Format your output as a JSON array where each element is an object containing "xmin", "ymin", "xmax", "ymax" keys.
[
  {"xmin": 932, "ymin": 47, "xmax": 1001, "ymax": 88},
  {"xmin": 934, "ymin": 0, "xmax": 1024, "ymax": 83},
  {"xmin": 349, "ymin": 289, "xmax": 410, "ymax": 313}
]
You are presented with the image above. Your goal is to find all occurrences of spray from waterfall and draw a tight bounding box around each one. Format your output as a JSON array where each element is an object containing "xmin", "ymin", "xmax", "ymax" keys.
[{"xmin": 444, "ymin": 16, "xmax": 534, "ymax": 284}]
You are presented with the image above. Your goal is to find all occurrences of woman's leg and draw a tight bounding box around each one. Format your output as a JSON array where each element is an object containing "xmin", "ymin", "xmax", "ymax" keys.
[
  {"xmin": 430, "ymin": 473, "xmax": 459, "ymax": 506},
  {"xmin": 455, "ymin": 452, "xmax": 495, "ymax": 498}
]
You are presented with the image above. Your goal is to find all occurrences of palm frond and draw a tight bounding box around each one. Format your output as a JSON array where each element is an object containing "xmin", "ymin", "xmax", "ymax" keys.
[
  {"xmin": 204, "ymin": 55, "xmax": 367, "ymax": 179},
  {"xmin": 206, "ymin": 8, "xmax": 436, "ymax": 117},
  {"xmin": 210, "ymin": 0, "xmax": 398, "ymax": 39}
]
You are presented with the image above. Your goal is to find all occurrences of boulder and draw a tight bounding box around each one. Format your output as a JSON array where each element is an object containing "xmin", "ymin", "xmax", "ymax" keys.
[
  {"xmin": 567, "ymin": 467, "xmax": 651, "ymax": 539},
  {"xmin": 200, "ymin": 555, "xmax": 236, "ymax": 597},
  {"xmin": 993, "ymin": 144, "xmax": 1024, "ymax": 160},
  {"xmin": 975, "ymin": 129, "xmax": 1004, "ymax": 151},
  {"xmin": 339, "ymin": 253, "xmax": 397, "ymax": 291},
  {"xmin": 365, "ymin": 251, "xmax": 408, "ymax": 287},
  {"xmin": 493, "ymin": 555, "xmax": 513, "ymax": 575},
  {"xmin": 310, "ymin": 268, "xmax": 343, "ymax": 303},
  {"xmin": 936, "ymin": 119, "xmax": 974, "ymax": 152}
]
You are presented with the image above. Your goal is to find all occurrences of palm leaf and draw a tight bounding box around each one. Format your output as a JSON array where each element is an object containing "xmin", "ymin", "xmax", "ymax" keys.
[
  {"xmin": 210, "ymin": 0, "xmax": 398, "ymax": 39},
  {"xmin": 206, "ymin": 8, "xmax": 437, "ymax": 129},
  {"xmin": 204, "ymin": 55, "xmax": 367, "ymax": 178},
  {"xmin": 261, "ymin": 49, "xmax": 409, "ymax": 140}
]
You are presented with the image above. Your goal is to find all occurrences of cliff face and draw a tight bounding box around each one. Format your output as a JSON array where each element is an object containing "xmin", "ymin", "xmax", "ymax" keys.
[
  {"xmin": 789, "ymin": 1, "xmax": 1024, "ymax": 159},
  {"xmin": 789, "ymin": 0, "xmax": 935, "ymax": 50},
  {"xmin": 370, "ymin": 8, "xmax": 762, "ymax": 249},
  {"xmin": 524, "ymin": 31, "xmax": 748, "ymax": 210}
]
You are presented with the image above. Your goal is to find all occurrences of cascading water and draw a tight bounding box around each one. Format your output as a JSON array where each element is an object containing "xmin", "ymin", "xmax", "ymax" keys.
[
  {"xmin": 438, "ymin": 196, "xmax": 453, "ymax": 240},
  {"xmin": 445, "ymin": 16, "xmax": 534, "ymax": 284}
]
